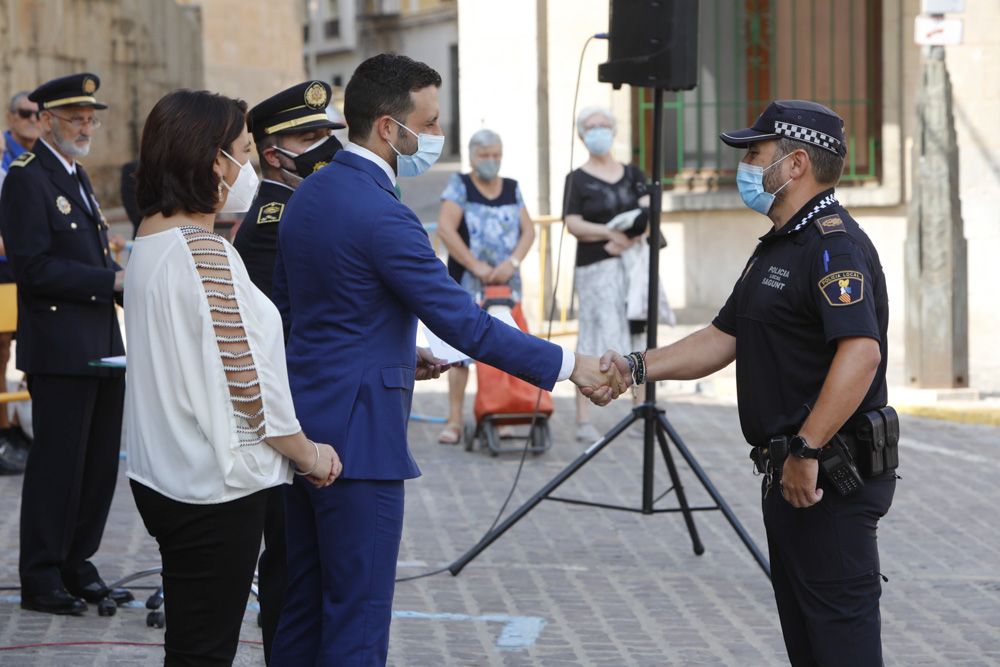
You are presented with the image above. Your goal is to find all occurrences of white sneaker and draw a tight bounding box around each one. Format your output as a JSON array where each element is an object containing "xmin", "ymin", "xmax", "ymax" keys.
[{"xmin": 575, "ymin": 422, "xmax": 601, "ymax": 443}]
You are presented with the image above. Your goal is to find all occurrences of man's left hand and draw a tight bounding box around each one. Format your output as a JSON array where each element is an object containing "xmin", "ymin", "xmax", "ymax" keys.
[
  {"xmin": 415, "ymin": 346, "xmax": 450, "ymax": 381},
  {"xmin": 780, "ymin": 456, "xmax": 823, "ymax": 508}
]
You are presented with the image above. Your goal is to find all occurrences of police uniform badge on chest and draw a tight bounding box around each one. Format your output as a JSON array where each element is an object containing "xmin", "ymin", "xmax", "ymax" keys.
[
  {"xmin": 257, "ymin": 202, "xmax": 284, "ymax": 225},
  {"xmin": 818, "ymin": 270, "xmax": 864, "ymax": 306},
  {"xmin": 56, "ymin": 195, "xmax": 72, "ymax": 215}
]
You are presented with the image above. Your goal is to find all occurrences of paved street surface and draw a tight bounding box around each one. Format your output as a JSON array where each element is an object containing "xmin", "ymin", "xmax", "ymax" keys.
[{"xmin": 0, "ymin": 379, "xmax": 998, "ymax": 666}]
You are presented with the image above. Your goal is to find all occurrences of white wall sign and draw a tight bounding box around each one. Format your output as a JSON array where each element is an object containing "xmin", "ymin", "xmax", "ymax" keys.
[
  {"xmin": 914, "ymin": 15, "xmax": 964, "ymax": 45},
  {"xmin": 921, "ymin": 0, "xmax": 964, "ymax": 14}
]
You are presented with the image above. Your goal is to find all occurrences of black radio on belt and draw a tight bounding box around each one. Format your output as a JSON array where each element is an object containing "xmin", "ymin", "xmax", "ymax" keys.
[
  {"xmin": 819, "ymin": 436, "xmax": 864, "ymax": 496},
  {"xmin": 851, "ymin": 406, "xmax": 900, "ymax": 477}
]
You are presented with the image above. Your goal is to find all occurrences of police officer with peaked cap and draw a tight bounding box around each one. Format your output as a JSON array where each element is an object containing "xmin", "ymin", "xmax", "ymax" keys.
[
  {"xmin": 602, "ymin": 100, "xmax": 896, "ymax": 665},
  {"xmin": 0, "ymin": 72, "xmax": 133, "ymax": 615},
  {"xmin": 232, "ymin": 79, "xmax": 342, "ymax": 663},
  {"xmin": 234, "ymin": 80, "xmax": 343, "ymax": 299}
]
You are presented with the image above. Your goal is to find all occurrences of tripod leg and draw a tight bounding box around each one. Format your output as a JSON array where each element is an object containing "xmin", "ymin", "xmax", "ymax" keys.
[
  {"xmin": 448, "ymin": 412, "xmax": 638, "ymax": 576},
  {"xmin": 658, "ymin": 414, "xmax": 771, "ymax": 578},
  {"xmin": 654, "ymin": 421, "xmax": 705, "ymax": 555}
]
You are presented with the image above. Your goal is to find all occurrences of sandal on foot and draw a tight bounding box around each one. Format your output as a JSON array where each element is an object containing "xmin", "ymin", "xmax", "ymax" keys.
[{"xmin": 438, "ymin": 423, "xmax": 463, "ymax": 445}]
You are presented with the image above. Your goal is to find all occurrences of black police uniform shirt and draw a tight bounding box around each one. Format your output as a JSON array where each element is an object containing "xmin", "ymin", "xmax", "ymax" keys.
[
  {"xmin": 0, "ymin": 139, "xmax": 124, "ymax": 375},
  {"xmin": 712, "ymin": 188, "xmax": 889, "ymax": 447},
  {"xmin": 233, "ymin": 179, "xmax": 293, "ymax": 300}
]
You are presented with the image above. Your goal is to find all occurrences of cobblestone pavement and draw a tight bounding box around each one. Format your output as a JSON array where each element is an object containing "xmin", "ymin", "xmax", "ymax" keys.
[{"xmin": 0, "ymin": 382, "xmax": 998, "ymax": 666}]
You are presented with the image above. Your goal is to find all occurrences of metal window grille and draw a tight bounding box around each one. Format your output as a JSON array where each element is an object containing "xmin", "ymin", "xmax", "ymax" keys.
[{"xmin": 634, "ymin": 0, "xmax": 882, "ymax": 190}]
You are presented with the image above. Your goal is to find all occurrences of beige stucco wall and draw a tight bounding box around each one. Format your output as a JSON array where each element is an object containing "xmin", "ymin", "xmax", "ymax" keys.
[
  {"xmin": 177, "ymin": 0, "xmax": 306, "ymax": 108},
  {"xmin": 0, "ymin": 0, "xmax": 204, "ymax": 204}
]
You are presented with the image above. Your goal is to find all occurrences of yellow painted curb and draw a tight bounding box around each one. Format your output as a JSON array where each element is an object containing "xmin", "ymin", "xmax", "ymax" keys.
[{"xmin": 896, "ymin": 404, "xmax": 1000, "ymax": 427}]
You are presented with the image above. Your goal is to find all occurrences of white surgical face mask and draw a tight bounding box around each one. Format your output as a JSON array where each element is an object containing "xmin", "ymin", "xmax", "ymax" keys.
[
  {"xmin": 387, "ymin": 118, "xmax": 445, "ymax": 177},
  {"xmin": 219, "ymin": 149, "xmax": 260, "ymax": 213}
]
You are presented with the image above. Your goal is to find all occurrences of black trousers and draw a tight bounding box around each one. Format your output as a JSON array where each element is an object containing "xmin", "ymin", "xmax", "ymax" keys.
[
  {"xmin": 258, "ymin": 485, "xmax": 287, "ymax": 665},
  {"xmin": 20, "ymin": 373, "xmax": 124, "ymax": 594},
  {"xmin": 763, "ymin": 469, "xmax": 896, "ymax": 667},
  {"xmin": 131, "ymin": 480, "xmax": 268, "ymax": 667}
]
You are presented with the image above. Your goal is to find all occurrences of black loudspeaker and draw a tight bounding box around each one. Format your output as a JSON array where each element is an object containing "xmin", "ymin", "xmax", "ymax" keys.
[{"xmin": 598, "ymin": 0, "xmax": 698, "ymax": 90}]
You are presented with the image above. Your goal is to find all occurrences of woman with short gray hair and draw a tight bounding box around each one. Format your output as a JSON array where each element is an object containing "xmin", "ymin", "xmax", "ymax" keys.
[
  {"xmin": 435, "ymin": 128, "xmax": 536, "ymax": 444},
  {"xmin": 564, "ymin": 106, "xmax": 650, "ymax": 442}
]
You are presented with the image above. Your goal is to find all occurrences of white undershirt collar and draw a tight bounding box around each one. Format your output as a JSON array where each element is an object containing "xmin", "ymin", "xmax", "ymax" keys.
[{"xmin": 343, "ymin": 142, "xmax": 397, "ymax": 187}]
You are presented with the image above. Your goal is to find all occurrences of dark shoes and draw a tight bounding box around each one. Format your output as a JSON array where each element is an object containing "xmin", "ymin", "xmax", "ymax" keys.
[
  {"xmin": 67, "ymin": 580, "xmax": 135, "ymax": 605},
  {"xmin": 21, "ymin": 589, "xmax": 88, "ymax": 615},
  {"xmin": 0, "ymin": 427, "xmax": 31, "ymax": 475}
]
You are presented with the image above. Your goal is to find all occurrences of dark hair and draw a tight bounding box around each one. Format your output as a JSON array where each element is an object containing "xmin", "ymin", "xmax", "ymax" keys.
[
  {"xmin": 775, "ymin": 137, "xmax": 844, "ymax": 187},
  {"xmin": 344, "ymin": 53, "xmax": 441, "ymax": 142},
  {"xmin": 135, "ymin": 90, "xmax": 248, "ymax": 217}
]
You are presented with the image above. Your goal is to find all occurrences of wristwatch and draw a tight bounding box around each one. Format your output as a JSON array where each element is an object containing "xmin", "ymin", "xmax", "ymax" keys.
[
  {"xmin": 788, "ymin": 434, "xmax": 821, "ymax": 459},
  {"xmin": 509, "ymin": 256, "xmax": 521, "ymax": 269}
]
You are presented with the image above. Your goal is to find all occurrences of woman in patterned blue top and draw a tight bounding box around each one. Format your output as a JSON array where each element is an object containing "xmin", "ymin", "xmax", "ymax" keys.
[{"xmin": 435, "ymin": 128, "xmax": 536, "ymax": 444}]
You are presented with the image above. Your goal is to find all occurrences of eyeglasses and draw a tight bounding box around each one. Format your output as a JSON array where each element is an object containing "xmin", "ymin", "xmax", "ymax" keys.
[
  {"xmin": 48, "ymin": 112, "xmax": 102, "ymax": 130},
  {"xmin": 15, "ymin": 109, "xmax": 39, "ymax": 121}
]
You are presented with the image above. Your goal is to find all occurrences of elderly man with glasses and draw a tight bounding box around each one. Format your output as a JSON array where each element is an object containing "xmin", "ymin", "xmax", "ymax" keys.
[
  {"xmin": 3, "ymin": 92, "xmax": 41, "ymax": 171},
  {"xmin": 0, "ymin": 72, "xmax": 130, "ymax": 616}
]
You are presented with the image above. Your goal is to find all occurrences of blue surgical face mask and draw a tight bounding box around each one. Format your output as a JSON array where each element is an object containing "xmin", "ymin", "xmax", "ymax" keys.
[
  {"xmin": 388, "ymin": 118, "xmax": 445, "ymax": 177},
  {"xmin": 473, "ymin": 158, "xmax": 500, "ymax": 181},
  {"xmin": 736, "ymin": 152, "xmax": 793, "ymax": 215},
  {"xmin": 583, "ymin": 127, "xmax": 614, "ymax": 156}
]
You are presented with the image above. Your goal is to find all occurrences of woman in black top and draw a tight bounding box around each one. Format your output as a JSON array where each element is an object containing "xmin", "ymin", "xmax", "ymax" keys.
[{"xmin": 564, "ymin": 106, "xmax": 649, "ymax": 442}]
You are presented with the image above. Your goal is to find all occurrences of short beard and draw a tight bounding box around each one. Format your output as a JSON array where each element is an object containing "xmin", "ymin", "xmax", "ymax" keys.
[
  {"xmin": 50, "ymin": 122, "xmax": 90, "ymax": 159},
  {"xmin": 763, "ymin": 150, "xmax": 789, "ymax": 205}
]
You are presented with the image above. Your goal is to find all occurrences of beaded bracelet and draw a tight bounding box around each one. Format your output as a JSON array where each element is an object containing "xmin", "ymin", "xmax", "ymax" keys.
[{"xmin": 625, "ymin": 351, "xmax": 646, "ymax": 385}]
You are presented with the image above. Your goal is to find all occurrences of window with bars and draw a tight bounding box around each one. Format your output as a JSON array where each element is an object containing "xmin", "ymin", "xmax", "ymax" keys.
[{"xmin": 633, "ymin": 0, "xmax": 882, "ymax": 190}]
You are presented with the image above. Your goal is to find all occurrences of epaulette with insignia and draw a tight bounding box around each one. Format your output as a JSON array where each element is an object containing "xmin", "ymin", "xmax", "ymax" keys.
[
  {"xmin": 813, "ymin": 214, "xmax": 846, "ymax": 236},
  {"xmin": 257, "ymin": 202, "xmax": 284, "ymax": 225},
  {"xmin": 9, "ymin": 152, "xmax": 35, "ymax": 168}
]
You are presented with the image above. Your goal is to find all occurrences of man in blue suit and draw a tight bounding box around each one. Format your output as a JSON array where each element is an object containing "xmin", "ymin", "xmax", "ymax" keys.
[{"xmin": 271, "ymin": 54, "xmax": 625, "ymax": 665}]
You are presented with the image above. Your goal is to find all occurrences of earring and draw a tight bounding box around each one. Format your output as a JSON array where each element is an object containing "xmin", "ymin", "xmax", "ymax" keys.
[{"xmin": 218, "ymin": 183, "xmax": 223, "ymax": 198}]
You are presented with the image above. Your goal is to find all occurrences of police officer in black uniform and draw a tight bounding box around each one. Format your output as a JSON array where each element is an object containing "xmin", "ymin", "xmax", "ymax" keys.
[
  {"xmin": 234, "ymin": 80, "xmax": 343, "ymax": 298},
  {"xmin": 0, "ymin": 73, "xmax": 132, "ymax": 615},
  {"xmin": 232, "ymin": 79, "xmax": 342, "ymax": 663},
  {"xmin": 602, "ymin": 100, "xmax": 897, "ymax": 666}
]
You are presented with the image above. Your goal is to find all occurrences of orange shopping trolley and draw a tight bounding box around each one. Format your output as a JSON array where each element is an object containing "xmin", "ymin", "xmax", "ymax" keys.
[{"xmin": 463, "ymin": 286, "xmax": 554, "ymax": 456}]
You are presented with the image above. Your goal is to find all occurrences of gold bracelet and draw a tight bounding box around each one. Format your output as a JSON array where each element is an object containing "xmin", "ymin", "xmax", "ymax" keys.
[{"xmin": 294, "ymin": 440, "xmax": 320, "ymax": 476}]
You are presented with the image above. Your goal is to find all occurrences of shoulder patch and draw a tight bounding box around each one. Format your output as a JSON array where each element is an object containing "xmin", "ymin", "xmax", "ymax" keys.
[
  {"xmin": 813, "ymin": 214, "xmax": 846, "ymax": 236},
  {"xmin": 257, "ymin": 202, "xmax": 284, "ymax": 225},
  {"xmin": 9, "ymin": 152, "xmax": 35, "ymax": 168},
  {"xmin": 818, "ymin": 270, "xmax": 864, "ymax": 307}
]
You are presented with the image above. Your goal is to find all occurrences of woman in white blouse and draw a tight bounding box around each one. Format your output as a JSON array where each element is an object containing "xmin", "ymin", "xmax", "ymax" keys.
[{"xmin": 124, "ymin": 89, "xmax": 341, "ymax": 665}]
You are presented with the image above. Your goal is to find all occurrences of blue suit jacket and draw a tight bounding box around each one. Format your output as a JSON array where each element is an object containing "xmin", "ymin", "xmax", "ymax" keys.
[{"xmin": 273, "ymin": 150, "xmax": 563, "ymax": 480}]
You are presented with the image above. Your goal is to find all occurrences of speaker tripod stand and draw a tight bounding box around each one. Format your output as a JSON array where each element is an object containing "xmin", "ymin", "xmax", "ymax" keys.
[{"xmin": 449, "ymin": 88, "xmax": 769, "ymax": 579}]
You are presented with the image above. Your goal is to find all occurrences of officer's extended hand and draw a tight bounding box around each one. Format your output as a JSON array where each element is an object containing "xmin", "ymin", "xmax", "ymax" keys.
[
  {"xmin": 114, "ymin": 270, "xmax": 126, "ymax": 292},
  {"xmin": 780, "ymin": 457, "xmax": 823, "ymax": 508}
]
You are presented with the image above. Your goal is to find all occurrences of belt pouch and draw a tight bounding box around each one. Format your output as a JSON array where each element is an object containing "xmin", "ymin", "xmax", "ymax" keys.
[
  {"xmin": 853, "ymin": 409, "xmax": 886, "ymax": 476},
  {"xmin": 879, "ymin": 406, "xmax": 900, "ymax": 470}
]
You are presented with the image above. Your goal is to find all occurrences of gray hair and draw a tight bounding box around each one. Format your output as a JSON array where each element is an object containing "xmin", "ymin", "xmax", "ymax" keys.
[
  {"xmin": 576, "ymin": 105, "xmax": 616, "ymax": 136},
  {"xmin": 9, "ymin": 91, "xmax": 30, "ymax": 113},
  {"xmin": 468, "ymin": 128, "xmax": 502, "ymax": 156}
]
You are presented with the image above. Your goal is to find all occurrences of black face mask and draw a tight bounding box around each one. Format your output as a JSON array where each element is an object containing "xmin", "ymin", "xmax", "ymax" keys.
[{"xmin": 274, "ymin": 134, "xmax": 343, "ymax": 178}]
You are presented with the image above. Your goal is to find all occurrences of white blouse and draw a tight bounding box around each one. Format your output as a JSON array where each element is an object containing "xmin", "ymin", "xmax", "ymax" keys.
[{"xmin": 123, "ymin": 226, "xmax": 300, "ymax": 504}]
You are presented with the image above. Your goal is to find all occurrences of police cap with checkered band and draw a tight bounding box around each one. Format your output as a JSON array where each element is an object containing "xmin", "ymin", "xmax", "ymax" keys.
[{"xmin": 719, "ymin": 100, "xmax": 847, "ymax": 158}]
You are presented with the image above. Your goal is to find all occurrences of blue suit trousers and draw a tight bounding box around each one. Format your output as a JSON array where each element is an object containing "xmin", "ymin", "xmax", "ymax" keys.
[{"xmin": 271, "ymin": 477, "xmax": 404, "ymax": 666}]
